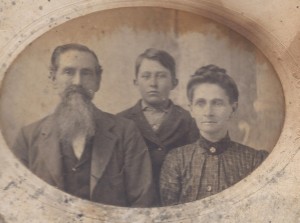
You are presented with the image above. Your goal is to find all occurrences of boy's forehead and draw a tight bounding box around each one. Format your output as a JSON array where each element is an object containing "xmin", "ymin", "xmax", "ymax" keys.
[{"xmin": 139, "ymin": 58, "xmax": 170, "ymax": 72}]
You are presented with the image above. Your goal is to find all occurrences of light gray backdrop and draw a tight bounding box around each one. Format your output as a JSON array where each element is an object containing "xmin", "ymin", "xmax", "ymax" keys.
[{"xmin": 0, "ymin": 7, "xmax": 284, "ymax": 152}]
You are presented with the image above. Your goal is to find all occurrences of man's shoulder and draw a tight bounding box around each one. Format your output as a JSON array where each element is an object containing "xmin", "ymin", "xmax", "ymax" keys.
[
  {"xmin": 21, "ymin": 115, "xmax": 53, "ymax": 135},
  {"xmin": 117, "ymin": 106, "xmax": 137, "ymax": 118},
  {"xmin": 94, "ymin": 108, "xmax": 137, "ymax": 130},
  {"xmin": 116, "ymin": 102, "xmax": 140, "ymax": 118},
  {"xmin": 14, "ymin": 115, "xmax": 55, "ymax": 149}
]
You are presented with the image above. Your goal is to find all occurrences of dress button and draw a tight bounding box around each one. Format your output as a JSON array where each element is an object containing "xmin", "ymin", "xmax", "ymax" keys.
[
  {"xmin": 209, "ymin": 147, "xmax": 216, "ymax": 154},
  {"xmin": 157, "ymin": 148, "xmax": 162, "ymax": 151},
  {"xmin": 206, "ymin": 185, "xmax": 212, "ymax": 192},
  {"xmin": 72, "ymin": 167, "xmax": 77, "ymax": 172}
]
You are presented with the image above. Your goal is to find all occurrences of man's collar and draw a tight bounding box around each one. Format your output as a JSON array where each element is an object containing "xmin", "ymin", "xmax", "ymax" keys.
[{"xmin": 198, "ymin": 133, "xmax": 231, "ymax": 155}]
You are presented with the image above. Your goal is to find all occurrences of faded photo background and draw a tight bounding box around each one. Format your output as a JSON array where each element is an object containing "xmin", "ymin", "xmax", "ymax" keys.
[{"xmin": 0, "ymin": 7, "xmax": 284, "ymax": 152}]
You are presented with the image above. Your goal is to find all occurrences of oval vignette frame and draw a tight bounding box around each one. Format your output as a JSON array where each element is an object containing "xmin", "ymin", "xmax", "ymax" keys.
[{"xmin": 0, "ymin": 1, "xmax": 299, "ymax": 222}]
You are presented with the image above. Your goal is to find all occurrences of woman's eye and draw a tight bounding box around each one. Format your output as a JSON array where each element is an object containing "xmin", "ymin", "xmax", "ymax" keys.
[{"xmin": 213, "ymin": 100, "xmax": 224, "ymax": 106}]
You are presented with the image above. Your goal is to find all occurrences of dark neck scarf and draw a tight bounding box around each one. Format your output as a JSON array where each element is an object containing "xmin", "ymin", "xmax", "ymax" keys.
[{"xmin": 198, "ymin": 133, "xmax": 232, "ymax": 155}]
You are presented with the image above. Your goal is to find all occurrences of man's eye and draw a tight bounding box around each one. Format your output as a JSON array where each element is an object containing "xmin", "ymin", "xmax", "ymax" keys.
[
  {"xmin": 81, "ymin": 70, "xmax": 93, "ymax": 76},
  {"xmin": 63, "ymin": 69, "xmax": 74, "ymax": 75},
  {"xmin": 195, "ymin": 100, "xmax": 206, "ymax": 106}
]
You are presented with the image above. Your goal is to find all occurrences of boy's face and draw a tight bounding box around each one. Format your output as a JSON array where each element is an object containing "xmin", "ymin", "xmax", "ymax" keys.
[
  {"xmin": 134, "ymin": 58, "xmax": 177, "ymax": 106},
  {"xmin": 190, "ymin": 83, "xmax": 237, "ymax": 140}
]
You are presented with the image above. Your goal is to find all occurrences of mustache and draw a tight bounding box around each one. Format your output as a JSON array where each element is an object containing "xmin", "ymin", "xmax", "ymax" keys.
[{"xmin": 62, "ymin": 85, "xmax": 94, "ymax": 100}]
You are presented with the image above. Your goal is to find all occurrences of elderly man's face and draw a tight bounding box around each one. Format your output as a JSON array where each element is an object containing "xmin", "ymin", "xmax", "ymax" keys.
[
  {"xmin": 54, "ymin": 50, "xmax": 100, "ymax": 98},
  {"xmin": 134, "ymin": 58, "xmax": 177, "ymax": 106},
  {"xmin": 190, "ymin": 83, "xmax": 237, "ymax": 141}
]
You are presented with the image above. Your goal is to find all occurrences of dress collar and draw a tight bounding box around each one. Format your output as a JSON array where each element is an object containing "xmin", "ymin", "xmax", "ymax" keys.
[{"xmin": 198, "ymin": 133, "xmax": 231, "ymax": 155}]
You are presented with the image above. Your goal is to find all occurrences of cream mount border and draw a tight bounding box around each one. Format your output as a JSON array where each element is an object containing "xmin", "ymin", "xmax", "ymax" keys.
[{"xmin": 0, "ymin": 1, "xmax": 299, "ymax": 222}]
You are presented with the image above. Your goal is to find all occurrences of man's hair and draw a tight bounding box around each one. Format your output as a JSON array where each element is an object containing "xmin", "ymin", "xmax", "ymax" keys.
[
  {"xmin": 50, "ymin": 43, "xmax": 103, "ymax": 78},
  {"xmin": 135, "ymin": 48, "xmax": 176, "ymax": 79},
  {"xmin": 187, "ymin": 64, "xmax": 239, "ymax": 104}
]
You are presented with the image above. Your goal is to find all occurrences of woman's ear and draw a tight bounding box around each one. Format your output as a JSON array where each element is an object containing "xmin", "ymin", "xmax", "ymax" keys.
[
  {"xmin": 232, "ymin": 102, "xmax": 238, "ymax": 113},
  {"xmin": 189, "ymin": 103, "xmax": 196, "ymax": 118}
]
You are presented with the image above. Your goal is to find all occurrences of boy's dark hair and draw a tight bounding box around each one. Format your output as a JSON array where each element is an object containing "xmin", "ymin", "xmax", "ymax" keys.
[{"xmin": 135, "ymin": 48, "xmax": 176, "ymax": 80}]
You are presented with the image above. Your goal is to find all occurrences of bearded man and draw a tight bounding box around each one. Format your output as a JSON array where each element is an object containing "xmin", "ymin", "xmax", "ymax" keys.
[{"xmin": 12, "ymin": 43, "xmax": 156, "ymax": 207}]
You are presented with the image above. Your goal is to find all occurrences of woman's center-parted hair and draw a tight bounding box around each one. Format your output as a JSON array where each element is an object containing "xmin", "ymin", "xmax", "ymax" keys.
[
  {"xmin": 49, "ymin": 43, "xmax": 103, "ymax": 79},
  {"xmin": 187, "ymin": 64, "xmax": 239, "ymax": 104},
  {"xmin": 135, "ymin": 48, "xmax": 176, "ymax": 80}
]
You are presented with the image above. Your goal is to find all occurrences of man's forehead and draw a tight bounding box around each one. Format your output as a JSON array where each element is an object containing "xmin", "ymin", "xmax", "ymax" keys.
[
  {"xmin": 57, "ymin": 50, "xmax": 97, "ymax": 67},
  {"xmin": 59, "ymin": 49, "xmax": 94, "ymax": 59}
]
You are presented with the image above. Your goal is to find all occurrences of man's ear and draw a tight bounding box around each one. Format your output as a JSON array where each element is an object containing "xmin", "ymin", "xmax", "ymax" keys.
[
  {"xmin": 94, "ymin": 75, "xmax": 101, "ymax": 92},
  {"xmin": 49, "ymin": 71, "xmax": 57, "ymax": 89},
  {"xmin": 171, "ymin": 78, "xmax": 178, "ymax": 90},
  {"xmin": 133, "ymin": 79, "xmax": 138, "ymax": 86},
  {"xmin": 49, "ymin": 70, "xmax": 55, "ymax": 81}
]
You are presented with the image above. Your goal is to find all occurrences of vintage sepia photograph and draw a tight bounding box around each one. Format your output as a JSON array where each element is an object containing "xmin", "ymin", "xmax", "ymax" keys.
[{"xmin": 0, "ymin": 7, "xmax": 284, "ymax": 208}]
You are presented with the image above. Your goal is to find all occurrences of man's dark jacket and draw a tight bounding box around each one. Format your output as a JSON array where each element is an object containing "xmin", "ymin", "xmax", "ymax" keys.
[{"xmin": 12, "ymin": 107, "xmax": 156, "ymax": 207}]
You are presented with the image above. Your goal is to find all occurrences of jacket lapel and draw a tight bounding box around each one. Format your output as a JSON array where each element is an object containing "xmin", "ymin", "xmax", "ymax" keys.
[
  {"xmin": 39, "ymin": 116, "xmax": 64, "ymax": 189},
  {"xmin": 90, "ymin": 109, "xmax": 117, "ymax": 196},
  {"xmin": 155, "ymin": 102, "xmax": 181, "ymax": 141},
  {"xmin": 128, "ymin": 101, "xmax": 164, "ymax": 148}
]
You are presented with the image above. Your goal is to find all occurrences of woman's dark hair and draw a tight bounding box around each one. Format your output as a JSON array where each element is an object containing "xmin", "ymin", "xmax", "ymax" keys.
[{"xmin": 187, "ymin": 64, "xmax": 239, "ymax": 104}]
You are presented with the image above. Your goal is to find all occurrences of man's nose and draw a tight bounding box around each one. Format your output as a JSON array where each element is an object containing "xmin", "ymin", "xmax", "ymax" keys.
[{"xmin": 71, "ymin": 73, "xmax": 81, "ymax": 86}]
